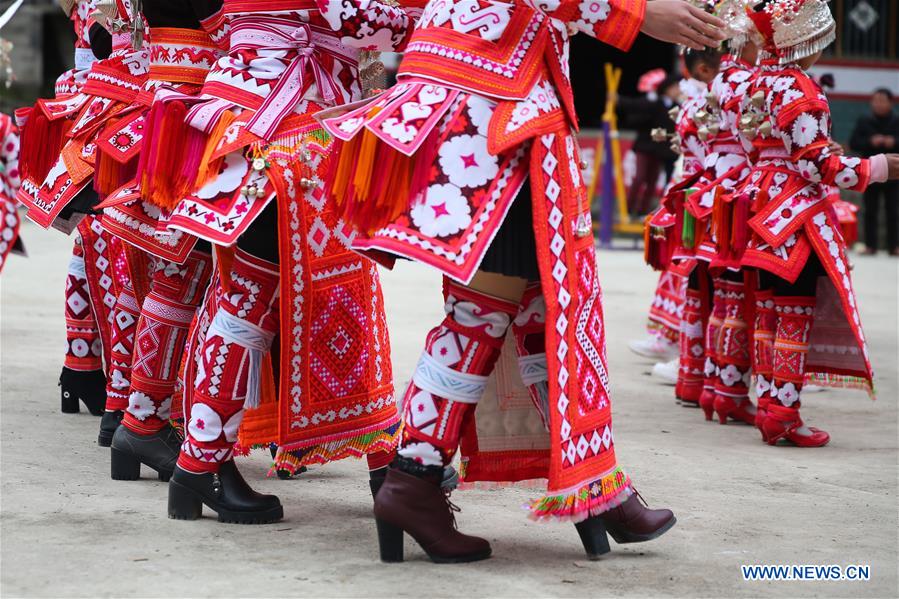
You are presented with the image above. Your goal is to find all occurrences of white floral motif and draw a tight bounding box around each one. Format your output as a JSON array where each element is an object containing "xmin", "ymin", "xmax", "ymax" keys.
[
  {"xmin": 719, "ymin": 364, "xmax": 743, "ymax": 387},
  {"xmin": 188, "ymin": 403, "xmax": 224, "ymax": 442},
  {"xmin": 796, "ymin": 159, "xmax": 821, "ymax": 182},
  {"xmin": 772, "ymin": 76, "xmax": 795, "ymax": 93},
  {"xmin": 776, "ymin": 382, "xmax": 800, "ymax": 406},
  {"xmin": 411, "ymin": 183, "xmax": 472, "ymax": 238},
  {"xmin": 791, "ymin": 113, "xmax": 819, "ymax": 148},
  {"xmin": 398, "ymin": 441, "xmax": 443, "ymax": 467},
  {"xmin": 465, "ymin": 95, "xmax": 494, "ymax": 137},
  {"xmin": 438, "ymin": 134, "xmax": 498, "ymax": 188},
  {"xmin": 128, "ymin": 391, "xmax": 156, "ymax": 421},
  {"xmin": 577, "ymin": 0, "xmax": 611, "ymax": 24},
  {"xmin": 781, "ymin": 88, "xmax": 804, "ymax": 106},
  {"xmin": 835, "ymin": 167, "xmax": 859, "ymax": 188}
]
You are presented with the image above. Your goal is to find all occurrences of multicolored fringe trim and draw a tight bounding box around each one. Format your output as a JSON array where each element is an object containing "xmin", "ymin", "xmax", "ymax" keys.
[
  {"xmin": 803, "ymin": 372, "xmax": 875, "ymax": 400},
  {"xmin": 646, "ymin": 320, "xmax": 679, "ymax": 344},
  {"xmin": 267, "ymin": 423, "xmax": 401, "ymax": 477},
  {"xmin": 527, "ymin": 466, "xmax": 632, "ymax": 523}
]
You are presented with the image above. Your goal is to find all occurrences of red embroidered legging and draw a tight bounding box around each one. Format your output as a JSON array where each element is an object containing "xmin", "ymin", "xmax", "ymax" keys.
[
  {"xmin": 105, "ymin": 282, "xmax": 142, "ymax": 412},
  {"xmin": 676, "ymin": 286, "xmax": 707, "ymax": 402},
  {"xmin": 757, "ymin": 259, "xmax": 821, "ymax": 411},
  {"xmin": 398, "ymin": 278, "xmax": 523, "ymax": 468},
  {"xmin": 700, "ymin": 280, "xmax": 726, "ymax": 404},
  {"xmin": 121, "ymin": 249, "xmax": 213, "ymax": 434},
  {"xmin": 64, "ymin": 239, "xmax": 103, "ymax": 372},
  {"xmin": 714, "ymin": 278, "xmax": 751, "ymax": 401},
  {"xmin": 179, "ymin": 249, "xmax": 280, "ymax": 471},
  {"xmin": 752, "ymin": 289, "xmax": 776, "ymax": 401},
  {"xmin": 770, "ymin": 296, "xmax": 814, "ymax": 408}
]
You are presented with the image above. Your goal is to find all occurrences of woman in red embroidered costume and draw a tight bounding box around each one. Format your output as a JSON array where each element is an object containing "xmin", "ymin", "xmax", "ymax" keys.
[
  {"xmin": 653, "ymin": 49, "xmax": 723, "ymax": 409},
  {"xmin": 14, "ymin": 0, "xmax": 132, "ymax": 419},
  {"xmin": 158, "ymin": 0, "xmax": 419, "ymax": 524},
  {"xmin": 741, "ymin": 0, "xmax": 899, "ymax": 446},
  {"xmin": 689, "ymin": 2, "xmax": 762, "ymax": 425},
  {"xmin": 87, "ymin": 1, "xmax": 229, "ymax": 450},
  {"xmin": 0, "ymin": 112, "xmax": 22, "ymax": 274},
  {"xmin": 322, "ymin": 0, "xmax": 726, "ymax": 563}
]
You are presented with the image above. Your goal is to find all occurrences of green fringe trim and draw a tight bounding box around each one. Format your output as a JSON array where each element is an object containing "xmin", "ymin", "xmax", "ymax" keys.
[
  {"xmin": 268, "ymin": 426, "xmax": 400, "ymax": 477},
  {"xmin": 527, "ymin": 466, "xmax": 632, "ymax": 523}
]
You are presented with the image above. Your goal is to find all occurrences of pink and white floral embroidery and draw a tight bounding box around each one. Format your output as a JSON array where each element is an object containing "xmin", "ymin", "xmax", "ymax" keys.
[
  {"xmin": 128, "ymin": 391, "xmax": 157, "ymax": 421},
  {"xmin": 438, "ymin": 134, "xmax": 499, "ymax": 188},
  {"xmin": 411, "ymin": 183, "xmax": 473, "ymax": 237},
  {"xmin": 188, "ymin": 402, "xmax": 224, "ymax": 442},
  {"xmin": 790, "ymin": 113, "xmax": 819, "ymax": 148},
  {"xmin": 577, "ymin": 0, "xmax": 612, "ymax": 24}
]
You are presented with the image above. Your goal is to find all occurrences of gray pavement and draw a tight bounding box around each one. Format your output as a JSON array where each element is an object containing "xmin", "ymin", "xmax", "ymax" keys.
[{"xmin": 1, "ymin": 220, "xmax": 897, "ymax": 598}]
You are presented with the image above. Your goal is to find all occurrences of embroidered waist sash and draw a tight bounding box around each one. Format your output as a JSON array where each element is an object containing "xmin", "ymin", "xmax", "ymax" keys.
[{"xmin": 188, "ymin": 12, "xmax": 357, "ymax": 137}]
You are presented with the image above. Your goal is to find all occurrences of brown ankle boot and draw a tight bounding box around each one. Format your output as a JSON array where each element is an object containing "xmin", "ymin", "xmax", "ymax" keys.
[
  {"xmin": 373, "ymin": 468, "xmax": 491, "ymax": 563},
  {"xmin": 597, "ymin": 491, "xmax": 676, "ymax": 543}
]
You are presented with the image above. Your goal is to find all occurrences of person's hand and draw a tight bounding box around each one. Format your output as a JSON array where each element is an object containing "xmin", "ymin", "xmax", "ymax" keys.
[
  {"xmin": 883, "ymin": 135, "xmax": 896, "ymax": 149},
  {"xmin": 871, "ymin": 134, "xmax": 885, "ymax": 147},
  {"xmin": 566, "ymin": 23, "xmax": 579, "ymax": 36},
  {"xmin": 640, "ymin": 0, "xmax": 726, "ymax": 50},
  {"xmin": 827, "ymin": 140, "xmax": 844, "ymax": 155},
  {"xmin": 886, "ymin": 154, "xmax": 899, "ymax": 180}
]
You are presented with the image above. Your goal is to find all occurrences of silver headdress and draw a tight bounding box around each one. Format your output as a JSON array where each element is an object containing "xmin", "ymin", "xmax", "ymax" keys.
[{"xmin": 751, "ymin": 0, "xmax": 836, "ymax": 64}]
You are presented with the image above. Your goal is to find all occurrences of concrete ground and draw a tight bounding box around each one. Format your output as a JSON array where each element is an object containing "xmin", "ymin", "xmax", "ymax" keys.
[{"xmin": 1, "ymin": 220, "xmax": 897, "ymax": 598}]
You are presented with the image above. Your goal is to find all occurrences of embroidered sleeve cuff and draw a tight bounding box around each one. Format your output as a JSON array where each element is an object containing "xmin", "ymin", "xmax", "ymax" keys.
[{"xmin": 598, "ymin": 0, "xmax": 646, "ymax": 51}]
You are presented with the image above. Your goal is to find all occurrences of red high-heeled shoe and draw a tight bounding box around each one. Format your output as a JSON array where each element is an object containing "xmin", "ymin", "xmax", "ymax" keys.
[
  {"xmin": 760, "ymin": 404, "xmax": 830, "ymax": 447},
  {"xmin": 712, "ymin": 395, "xmax": 756, "ymax": 425},
  {"xmin": 755, "ymin": 396, "xmax": 769, "ymax": 434},
  {"xmin": 699, "ymin": 388, "xmax": 716, "ymax": 421}
]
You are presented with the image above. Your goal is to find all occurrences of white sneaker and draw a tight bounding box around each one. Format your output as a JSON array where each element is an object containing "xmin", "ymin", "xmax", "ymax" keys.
[
  {"xmin": 629, "ymin": 336, "xmax": 678, "ymax": 361},
  {"xmin": 652, "ymin": 358, "xmax": 679, "ymax": 385}
]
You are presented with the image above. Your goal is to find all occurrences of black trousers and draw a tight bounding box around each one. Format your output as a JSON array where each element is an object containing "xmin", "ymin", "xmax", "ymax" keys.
[
  {"xmin": 863, "ymin": 181, "xmax": 899, "ymax": 251},
  {"xmin": 236, "ymin": 201, "xmax": 279, "ymax": 263}
]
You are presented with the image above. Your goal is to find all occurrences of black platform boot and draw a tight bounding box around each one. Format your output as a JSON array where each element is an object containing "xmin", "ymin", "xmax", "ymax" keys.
[
  {"xmin": 168, "ymin": 460, "xmax": 283, "ymax": 524},
  {"xmin": 97, "ymin": 411, "xmax": 124, "ymax": 447},
  {"xmin": 59, "ymin": 367, "xmax": 107, "ymax": 416},
  {"xmin": 110, "ymin": 423, "xmax": 181, "ymax": 481}
]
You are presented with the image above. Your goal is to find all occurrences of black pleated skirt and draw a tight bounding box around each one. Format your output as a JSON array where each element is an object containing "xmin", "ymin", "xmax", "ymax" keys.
[{"xmin": 478, "ymin": 179, "xmax": 540, "ymax": 281}]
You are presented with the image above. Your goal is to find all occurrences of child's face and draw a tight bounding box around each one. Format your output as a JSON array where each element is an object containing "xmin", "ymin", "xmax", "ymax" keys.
[
  {"xmin": 797, "ymin": 50, "xmax": 823, "ymax": 69},
  {"xmin": 691, "ymin": 61, "xmax": 720, "ymax": 83},
  {"xmin": 740, "ymin": 40, "xmax": 759, "ymax": 65}
]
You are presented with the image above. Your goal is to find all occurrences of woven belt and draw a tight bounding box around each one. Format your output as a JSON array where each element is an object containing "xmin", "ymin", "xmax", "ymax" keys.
[{"xmin": 232, "ymin": 19, "xmax": 353, "ymax": 138}]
